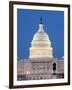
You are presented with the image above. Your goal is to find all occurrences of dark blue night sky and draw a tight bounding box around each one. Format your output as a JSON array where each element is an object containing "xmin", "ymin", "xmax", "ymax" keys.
[{"xmin": 17, "ymin": 9, "xmax": 64, "ymax": 60}]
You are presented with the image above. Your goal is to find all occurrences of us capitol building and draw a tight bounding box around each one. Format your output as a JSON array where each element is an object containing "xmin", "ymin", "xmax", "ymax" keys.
[{"xmin": 17, "ymin": 18, "xmax": 64, "ymax": 81}]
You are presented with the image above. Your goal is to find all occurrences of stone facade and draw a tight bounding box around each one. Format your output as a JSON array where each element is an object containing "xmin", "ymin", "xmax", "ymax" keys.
[{"xmin": 17, "ymin": 58, "xmax": 64, "ymax": 80}]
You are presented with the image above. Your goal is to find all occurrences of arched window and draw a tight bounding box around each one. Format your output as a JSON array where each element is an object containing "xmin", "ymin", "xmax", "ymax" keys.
[
  {"xmin": 40, "ymin": 76, "xmax": 43, "ymax": 79},
  {"xmin": 29, "ymin": 77, "xmax": 31, "ymax": 80},
  {"xmin": 33, "ymin": 76, "xmax": 35, "ymax": 80},
  {"xmin": 37, "ymin": 76, "xmax": 39, "ymax": 79}
]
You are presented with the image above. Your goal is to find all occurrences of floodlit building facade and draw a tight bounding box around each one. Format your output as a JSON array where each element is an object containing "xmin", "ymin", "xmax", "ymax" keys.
[{"xmin": 17, "ymin": 18, "xmax": 64, "ymax": 81}]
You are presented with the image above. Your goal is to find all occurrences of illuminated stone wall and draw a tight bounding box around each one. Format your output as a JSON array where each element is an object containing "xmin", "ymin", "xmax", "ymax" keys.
[{"xmin": 17, "ymin": 58, "xmax": 64, "ymax": 80}]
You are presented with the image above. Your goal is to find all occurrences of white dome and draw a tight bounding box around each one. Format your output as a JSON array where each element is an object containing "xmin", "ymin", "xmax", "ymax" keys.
[
  {"xmin": 33, "ymin": 31, "xmax": 50, "ymax": 41},
  {"xmin": 29, "ymin": 18, "xmax": 53, "ymax": 59},
  {"xmin": 31, "ymin": 24, "xmax": 51, "ymax": 48}
]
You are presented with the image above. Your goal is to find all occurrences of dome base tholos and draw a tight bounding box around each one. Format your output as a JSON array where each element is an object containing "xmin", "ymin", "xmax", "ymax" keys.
[
  {"xmin": 29, "ymin": 55, "xmax": 53, "ymax": 59},
  {"xmin": 29, "ymin": 48, "xmax": 53, "ymax": 59}
]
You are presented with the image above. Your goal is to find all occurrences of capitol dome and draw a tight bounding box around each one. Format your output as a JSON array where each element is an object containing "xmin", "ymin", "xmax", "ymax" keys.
[
  {"xmin": 33, "ymin": 30, "xmax": 49, "ymax": 41},
  {"xmin": 29, "ymin": 18, "xmax": 53, "ymax": 59}
]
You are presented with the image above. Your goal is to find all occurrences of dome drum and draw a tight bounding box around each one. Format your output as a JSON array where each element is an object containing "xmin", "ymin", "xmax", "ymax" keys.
[{"xmin": 29, "ymin": 47, "xmax": 53, "ymax": 58}]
